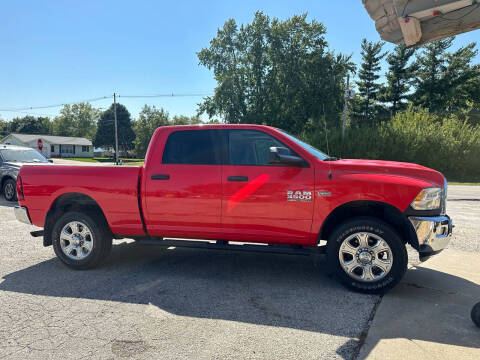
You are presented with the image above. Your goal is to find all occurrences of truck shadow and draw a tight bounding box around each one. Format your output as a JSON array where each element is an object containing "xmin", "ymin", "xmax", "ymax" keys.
[{"xmin": 0, "ymin": 241, "xmax": 479, "ymax": 357}]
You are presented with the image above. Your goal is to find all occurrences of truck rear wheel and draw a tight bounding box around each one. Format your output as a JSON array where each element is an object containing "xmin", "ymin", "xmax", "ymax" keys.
[
  {"xmin": 327, "ymin": 217, "xmax": 408, "ymax": 294},
  {"xmin": 52, "ymin": 211, "xmax": 112, "ymax": 270}
]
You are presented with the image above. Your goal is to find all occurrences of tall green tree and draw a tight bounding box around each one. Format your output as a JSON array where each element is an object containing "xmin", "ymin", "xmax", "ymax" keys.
[
  {"xmin": 0, "ymin": 119, "xmax": 10, "ymax": 137},
  {"xmin": 379, "ymin": 44, "xmax": 417, "ymax": 115},
  {"xmin": 133, "ymin": 105, "xmax": 170, "ymax": 157},
  {"xmin": 197, "ymin": 12, "xmax": 353, "ymax": 133},
  {"xmin": 94, "ymin": 103, "xmax": 135, "ymax": 153},
  {"xmin": 354, "ymin": 39, "xmax": 386, "ymax": 124},
  {"xmin": 413, "ymin": 38, "xmax": 454, "ymax": 112},
  {"xmin": 52, "ymin": 103, "xmax": 99, "ymax": 138},
  {"xmin": 171, "ymin": 115, "xmax": 202, "ymax": 125},
  {"xmin": 7, "ymin": 116, "xmax": 52, "ymax": 134},
  {"xmin": 412, "ymin": 38, "xmax": 480, "ymax": 113},
  {"xmin": 442, "ymin": 42, "xmax": 480, "ymax": 113}
]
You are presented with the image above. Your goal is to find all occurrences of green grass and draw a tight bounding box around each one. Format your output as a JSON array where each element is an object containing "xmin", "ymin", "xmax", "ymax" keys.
[
  {"xmin": 448, "ymin": 181, "xmax": 480, "ymax": 186},
  {"xmin": 123, "ymin": 161, "xmax": 144, "ymax": 166},
  {"xmin": 69, "ymin": 157, "xmax": 144, "ymax": 164},
  {"xmin": 68, "ymin": 157, "xmax": 101, "ymax": 162}
]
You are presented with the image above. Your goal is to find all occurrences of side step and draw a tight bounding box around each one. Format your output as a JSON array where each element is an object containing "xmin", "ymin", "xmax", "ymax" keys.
[{"xmin": 136, "ymin": 238, "xmax": 326, "ymax": 256}]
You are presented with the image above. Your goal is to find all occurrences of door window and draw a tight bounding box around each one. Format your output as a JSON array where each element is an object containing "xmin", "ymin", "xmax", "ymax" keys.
[
  {"xmin": 162, "ymin": 130, "xmax": 220, "ymax": 165},
  {"xmin": 228, "ymin": 130, "xmax": 296, "ymax": 166}
]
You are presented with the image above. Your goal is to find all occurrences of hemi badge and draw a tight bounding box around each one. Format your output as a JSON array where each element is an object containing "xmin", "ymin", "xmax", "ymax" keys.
[{"xmin": 317, "ymin": 191, "xmax": 332, "ymax": 197}]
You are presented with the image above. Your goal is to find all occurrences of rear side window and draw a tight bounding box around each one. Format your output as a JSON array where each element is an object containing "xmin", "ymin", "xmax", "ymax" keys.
[
  {"xmin": 162, "ymin": 130, "xmax": 220, "ymax": 165},
  {"xmin": 228, "ymin": 130, "xmax": 294, "ymax": 166}
]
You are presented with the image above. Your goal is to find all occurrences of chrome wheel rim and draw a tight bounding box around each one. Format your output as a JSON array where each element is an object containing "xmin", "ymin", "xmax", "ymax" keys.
[
  {"xmin": 60, "ymin": 221, "xmax": 94, "ymax": 260},
  {"xmin": 338, "ymin": 232, "xmax": 393, "ymax": 282},
  {"xmin": 4, "ymin": 182, "xmax": 15, "ymax": 200}
]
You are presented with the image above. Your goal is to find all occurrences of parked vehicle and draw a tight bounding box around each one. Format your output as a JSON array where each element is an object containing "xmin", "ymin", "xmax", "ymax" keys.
[
  {"xmin": 0, "ymin": 144, "xmax": 50, "ymax": 201},
  {"xmin": 14, "ymin": 125, "xmax": 452, "ymax": 293}
]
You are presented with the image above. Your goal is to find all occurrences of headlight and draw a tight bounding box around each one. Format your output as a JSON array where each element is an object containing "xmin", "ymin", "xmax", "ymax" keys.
[{"xmin": 411, "ymin": 188, "xmax": 442, "ymax": 210}]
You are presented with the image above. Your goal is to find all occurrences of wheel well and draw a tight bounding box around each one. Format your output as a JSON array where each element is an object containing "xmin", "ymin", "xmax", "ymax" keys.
[
  {"xmin": 43, "ymin": 193, "xmax": 110, "ymax": 247},
  {"xmin": 319, "ymin": 200, "xmax": 418, "ymax": 250}
]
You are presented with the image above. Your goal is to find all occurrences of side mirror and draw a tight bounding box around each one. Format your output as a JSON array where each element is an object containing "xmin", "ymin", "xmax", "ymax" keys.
[{"xmin": 268, "ymin": 147, "xmax": 305, "ymax": 166}]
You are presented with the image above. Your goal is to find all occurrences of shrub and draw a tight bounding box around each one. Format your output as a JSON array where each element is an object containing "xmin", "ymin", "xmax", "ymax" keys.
[{"xmin": 302, "ymin": 106, "xmax": 480, "ymax": 181}]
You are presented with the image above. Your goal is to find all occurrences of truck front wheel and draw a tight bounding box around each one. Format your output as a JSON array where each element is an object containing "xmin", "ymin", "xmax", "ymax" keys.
[
  {"xmin": 52, "ymin": 211, "xmax": 112, "ymax": 270},
  {"xmin": 327, "ymin": 217, "xmax": 408, "ymax": 294}
]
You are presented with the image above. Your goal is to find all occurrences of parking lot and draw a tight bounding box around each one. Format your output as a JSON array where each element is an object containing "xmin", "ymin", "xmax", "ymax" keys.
[{"xmin": 0, "ymin": 185, "xmax": 479, "ymax": 359}]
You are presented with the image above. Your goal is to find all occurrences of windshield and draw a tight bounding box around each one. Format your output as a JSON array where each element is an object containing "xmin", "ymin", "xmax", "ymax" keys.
[
  {"xmin": 278, "ymin": 130, "xmax": 329, "ymax": 160},
  {"xmin": 0, "ymin": 149, "xmax": 48, "ymax": 163}
]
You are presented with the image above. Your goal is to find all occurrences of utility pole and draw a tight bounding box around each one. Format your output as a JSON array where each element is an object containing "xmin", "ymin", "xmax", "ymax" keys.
[
  {"xmin": 113, "ymin": 93, "xmax": 119, "ymax": 165},
  {"xmin": 341, "ymin": 73, "xmax": 350, "ymax": 140}
]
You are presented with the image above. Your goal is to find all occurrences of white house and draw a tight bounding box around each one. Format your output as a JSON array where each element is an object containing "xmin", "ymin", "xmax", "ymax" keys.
[{"xmin": 0, "ymin": 133, "xmax": 93, "ymax": 158}]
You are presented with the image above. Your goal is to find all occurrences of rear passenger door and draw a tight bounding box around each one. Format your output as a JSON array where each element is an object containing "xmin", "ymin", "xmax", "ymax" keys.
[
  {"xmin": 144, "ymin": 129, "xmax": 223, "ymax": 239},
  {"xmin": 221, "ymin": 129, "xmax": 315, "ymax": 245}
]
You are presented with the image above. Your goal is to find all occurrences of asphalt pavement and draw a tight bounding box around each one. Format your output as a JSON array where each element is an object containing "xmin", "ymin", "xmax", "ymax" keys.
[{"xmin": 0, "ymin": 185, "xmax": 478, "ymax": 359}]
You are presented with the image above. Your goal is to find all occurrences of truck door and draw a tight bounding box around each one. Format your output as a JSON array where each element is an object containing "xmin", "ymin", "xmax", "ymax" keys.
[
  {"xmin": 221, "ymin": 129, "xmax": 315, "ymax": 245},
  {"xmin": 144, "ymin": 129, "xmax": 223, "ymax": 239}
]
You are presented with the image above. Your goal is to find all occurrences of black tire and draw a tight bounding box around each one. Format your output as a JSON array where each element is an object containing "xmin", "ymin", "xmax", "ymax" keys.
[
  {"xmin": 3, "ymin": 178, "xmax": 17, "ymax": 201},
  {"xmin": 472, "ymin": 302, "xmax": 480, "ymax": 328},
  {"xmin": 327, "ymin": 216, "xmax": 408, "ymax": 294},
  {"xmin": 52, "ymin": 211, "xmax": 112, "ymax": 270}
]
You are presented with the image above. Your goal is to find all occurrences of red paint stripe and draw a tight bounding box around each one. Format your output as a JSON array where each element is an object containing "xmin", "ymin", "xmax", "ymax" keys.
[{"xmin": 227, "ymin": 174, "xmax": 270, "ymax": 212}]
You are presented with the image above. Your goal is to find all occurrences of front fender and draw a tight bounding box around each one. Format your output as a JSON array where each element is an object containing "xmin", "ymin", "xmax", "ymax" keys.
[{"xmin": 310, "ymin": 172, "xmax": 431, "ymax": 242}]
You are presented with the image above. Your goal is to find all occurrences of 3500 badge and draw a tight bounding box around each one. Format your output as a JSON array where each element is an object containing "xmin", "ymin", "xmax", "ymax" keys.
[{"xmin": 287, "ymin": 190, "xmax": 312, "ymax": 202}]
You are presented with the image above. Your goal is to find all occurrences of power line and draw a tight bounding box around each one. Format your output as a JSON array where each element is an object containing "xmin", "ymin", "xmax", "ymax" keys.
[
  {"xmin": 0, "ymin": 96, "xmax": 110, "ymax": 112},
  {"xmin": 0, "ymin": 110, "xmax": 55, "ymax": 117},
  {"xmin": 118, "ymin": 93, "xmax": 211, "ymax": 98},
  {"xmin": 0, "ymin": 93, "xmax": 211, "ymax": 113}
]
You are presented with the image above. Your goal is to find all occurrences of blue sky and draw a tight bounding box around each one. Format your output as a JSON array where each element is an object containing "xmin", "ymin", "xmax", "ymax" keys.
[{"xmin": 1, "ymin": 0, "xmax": 479, "ymax": 121}]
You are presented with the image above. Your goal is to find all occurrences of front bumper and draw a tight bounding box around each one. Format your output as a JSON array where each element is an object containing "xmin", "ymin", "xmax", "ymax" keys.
[
  {"xmin": 409, "ymin": 215, "xmax": 453, "ymax": 261},
  {"xmin": 14, "ymin": 206, "xmax": 32, "ymax": 225}
]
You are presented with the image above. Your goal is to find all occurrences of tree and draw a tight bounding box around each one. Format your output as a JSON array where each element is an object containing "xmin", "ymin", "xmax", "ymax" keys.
[
  {"xmin": 412, "ymin": 38, "xmax": 454, "ymax": 112},
  {"xmin": 133, "ymin": 105, "xmax": 170, "ymax": 158},
  {"xmin": 354, "ymin": 39, "xmax": 386, "ymax": 124},
  {"xmin": 412, "ymin": 38, "xmax": 480, "ymax": 114},
  {"xmin": 171, "ymin": 115, "xmax": 202, "ymax": 125},
  {"xmin": 94, "ymin": 103, "xmax": 135, "ymax": 154},
  {"xmin": 0, "ymin": 119, "xmax": 10, "ymax": 138},
  {"xmin": 379, "ymin": 44, "xmax": 417, "ymax": 115},
  {"xmin": 133, "ymin": 106, "xmax": 203, "ymax": 158},
  {"xmin": 8, "ymin": 116, "xmax": 52, "ymax": 134},
  {"xmin": 197, "ymin": 12, "xmax": 353, "ymax": 134},
  {"xmin": 441, "ymin": 42, "xmax": 480, "ymax": 113},
  {"xmin": 52, "ymin": 103, "xmax": 99, "ymax": 139}
]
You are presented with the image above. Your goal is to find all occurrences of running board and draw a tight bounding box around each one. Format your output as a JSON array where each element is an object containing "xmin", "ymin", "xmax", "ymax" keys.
[
  {"xmin": 30, "ymin": 230, "xmax": 44, "ymax": 237},
  {"xmin": 136, "ymin": 238, "xmax": 326, "ymax": 256}
]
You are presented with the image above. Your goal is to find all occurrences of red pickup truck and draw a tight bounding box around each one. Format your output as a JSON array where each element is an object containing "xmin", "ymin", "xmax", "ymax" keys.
[{"xmin": 14, "ymin": 124, "xmax": 452, "ymax": 293}]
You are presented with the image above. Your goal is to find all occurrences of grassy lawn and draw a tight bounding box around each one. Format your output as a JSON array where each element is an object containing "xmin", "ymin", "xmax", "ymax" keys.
[
  {"xmin": 123, "ymin": 161, "xmax": 144, "ymax": 166},
  {"xmin": 69, "ymin": 157, "xmax": 144, "ymax": 164},
  {"xmin": 448, "ymin": 181, "xmax": 480, "ymax": 186}
]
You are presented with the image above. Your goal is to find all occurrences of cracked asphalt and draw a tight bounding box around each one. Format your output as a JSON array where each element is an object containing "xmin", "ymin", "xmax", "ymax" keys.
[{"xmin": 0, "ymin": 185, "xmax": 478, "ymax": 359}]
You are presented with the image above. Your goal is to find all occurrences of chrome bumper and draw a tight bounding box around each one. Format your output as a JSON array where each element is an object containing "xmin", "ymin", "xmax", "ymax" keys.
[
  {"xmin": 14, "ymin": 206, "xmax": 32, "ymax": 225},
  {"xmin": 409, "ymin": 215, "xmax": 452, "ymax": 261}
]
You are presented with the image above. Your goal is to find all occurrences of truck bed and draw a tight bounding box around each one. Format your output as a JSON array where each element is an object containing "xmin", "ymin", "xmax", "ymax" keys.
[{"xmin": 19, "ymin": 165, "xmax": 145, "ymax": 236}]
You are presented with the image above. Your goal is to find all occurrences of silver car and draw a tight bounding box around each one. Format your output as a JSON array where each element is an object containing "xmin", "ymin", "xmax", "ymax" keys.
[{"xmin": 0, "ymin": 144, "xmax": 50, "ymax": 201}]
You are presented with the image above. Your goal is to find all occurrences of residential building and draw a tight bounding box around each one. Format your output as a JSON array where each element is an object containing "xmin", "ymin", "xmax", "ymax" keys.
[{"xmin": 0, "ymin": 133, "xmax": 93, "ymax": 158}]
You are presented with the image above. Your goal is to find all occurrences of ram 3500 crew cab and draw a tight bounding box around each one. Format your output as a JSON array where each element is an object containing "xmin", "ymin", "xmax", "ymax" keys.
[{"xmin": 14, "ymin": 124, "xmax": 452, "ymax": 293}]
